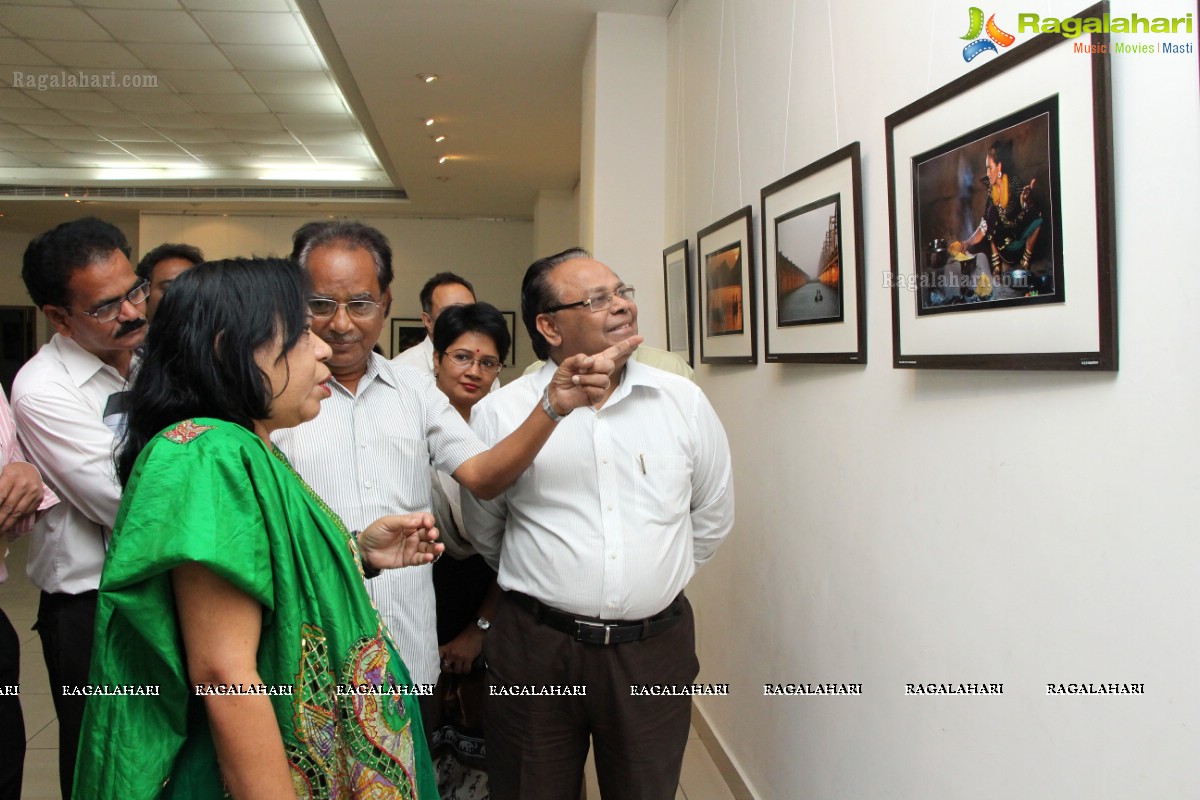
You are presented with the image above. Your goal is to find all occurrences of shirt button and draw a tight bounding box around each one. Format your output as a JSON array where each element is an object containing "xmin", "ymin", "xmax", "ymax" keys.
[
  {"xmin": 610, "ymin": 552, "xmax": 617, "ymax": 560},
  {"xmin": 364, "ymin": 482, "xmax": 373, "ymax": 489},
  {"xmin": 602, "ymin": 458, "xmax": 608, "ymax": 464},
  {"xmin": 607, "ymin": 504, "xmax": 613, "ymax": 511}
]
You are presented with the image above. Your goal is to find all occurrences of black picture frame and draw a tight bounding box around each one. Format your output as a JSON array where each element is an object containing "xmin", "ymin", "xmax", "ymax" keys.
[
  {"xmin": 662, "ymin": 239, "xmax": 694, "ymax": 366},
  {"xmin": 500, "ymin": 310, "xmax": 518, "ymax": 366},
  {"xmin": 389, "ymin": 318, "xmax": 426, "ymax": 357},
  {"xmin": 697, "ymin": 205, "xmax": 757, "ymax": 365},
  {"xmin": 760, "ymin": 141, "xmax": 867, "ymax": 364},
  {"xmin": 885, "ymin": 0, "xmax": 1117, "ymax": 371}
]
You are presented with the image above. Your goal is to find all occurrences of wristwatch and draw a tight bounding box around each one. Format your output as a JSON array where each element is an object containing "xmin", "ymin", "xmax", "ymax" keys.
[
  {"xmin": 476, "ymin": 617, "xmax": 491, "ymax": 632},
  {"xmin": 541, "ymin": 385, "xmax": 568, "ymax": 422}
]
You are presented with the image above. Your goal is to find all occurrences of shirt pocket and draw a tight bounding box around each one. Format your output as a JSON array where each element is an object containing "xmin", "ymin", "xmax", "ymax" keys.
[
  {"xmin": 633, "ymin": 453, "xmax": 691, "ymax": 526},
  {"xmin": 383, "ymin": 434, "xmax": 427, "ymax": 472}
]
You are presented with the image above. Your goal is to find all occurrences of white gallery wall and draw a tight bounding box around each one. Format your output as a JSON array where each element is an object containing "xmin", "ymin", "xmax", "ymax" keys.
[
  {"xmin": 139, "ymin": 213, "xmax": 536, "ymax": 368},
  {"xmin": 663, "ymin": 0, "xmax": 1199, "ymax": 797}
]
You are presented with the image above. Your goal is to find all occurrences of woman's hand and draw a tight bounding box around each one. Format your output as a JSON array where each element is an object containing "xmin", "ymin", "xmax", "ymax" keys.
[{"xmin": 358, "ymin": 513, "xmax": 444, "ymax": 570}]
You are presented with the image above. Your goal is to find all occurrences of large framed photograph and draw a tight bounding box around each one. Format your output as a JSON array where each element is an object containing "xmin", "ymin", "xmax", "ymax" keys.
[
  {"xmin": 390, "ymin": 317, "xmax": 426, "ymax": 357},
  {"xmin": 760, "ymin": 142, "xmax": 866, "ymax": 363},
  {"xmin": 697, "ymin": 206, "xmax": 756, "ymax": 365},
  {"xmin": 662, "ymin": 239, "xmax": 693, "ymax": 366},
  {"xmin": 886, "ymin": 0, "xmax": 1116, "ymax": 370}
]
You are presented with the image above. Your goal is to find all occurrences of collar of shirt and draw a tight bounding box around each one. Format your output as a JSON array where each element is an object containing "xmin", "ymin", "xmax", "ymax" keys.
[
  {"xmin": 328, "ymin": 351, "xmax": 397, "ymax": 397},
  {"xmin": 51, "ymin": 333, "xmax": 125, "ymax": 388},
  {"xmin": 538, "ymin": 354, "xmax": 661, "ymax": 409}
]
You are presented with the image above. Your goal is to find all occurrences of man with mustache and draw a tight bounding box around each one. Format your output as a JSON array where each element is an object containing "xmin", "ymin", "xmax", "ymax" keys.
[{"xmin": 10, "ymin": 217, "xmax": 147, "ymax": 799}]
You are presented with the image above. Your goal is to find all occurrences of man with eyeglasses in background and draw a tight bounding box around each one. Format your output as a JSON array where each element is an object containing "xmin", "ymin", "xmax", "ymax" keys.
[
  {"xmin": 462, "ymin": 248, "xmax": 735, "ymax": 800},
  {"xmin": 10, "ymin": 217, "xmax": 148, "ymax": 799},
  {"xmin": 276, "ymin": 222, "xmax": 641, "ymax": 708}
]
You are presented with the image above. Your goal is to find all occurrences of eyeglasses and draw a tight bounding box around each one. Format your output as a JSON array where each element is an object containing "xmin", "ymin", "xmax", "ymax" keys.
[
  {"xmin": 307, "ymin": 298, "xmax": 383, "ymax": 319},
  {"xmin": 442, "ymin": 349, "xmax": 504, "ymax": 375},
  {"xmin": 75, "ymin": 280, "xmax": 150, "ymax": 323},
  {"xmin": 543, "ymin": 285, "xmax": 635, "ymax": 314}
]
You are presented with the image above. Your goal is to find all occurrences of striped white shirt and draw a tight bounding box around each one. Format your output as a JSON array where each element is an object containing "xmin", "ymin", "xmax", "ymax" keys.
[
  {"xmin": 1, "ymin": 388, "xmax": 59, "ymax": 583},
  {"xmin": 462, "ymin": 359, "xmax": 735, "ymax": 620},
  {"xmin": 273, "ymin": 354, "xmax": 486, "ymax": 685}
]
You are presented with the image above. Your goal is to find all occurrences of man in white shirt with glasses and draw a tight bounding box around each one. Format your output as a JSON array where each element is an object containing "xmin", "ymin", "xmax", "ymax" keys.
[{"xmin": 463, "ymin": 247, "xmax": 735, "ymax": 800}]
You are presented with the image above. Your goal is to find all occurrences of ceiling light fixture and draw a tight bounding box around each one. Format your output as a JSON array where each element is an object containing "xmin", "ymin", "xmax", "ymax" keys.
[
  {"xmin": 417, "ymin": 73, "xmax": 439, "ymax": 83},
  {"xmin": 438, "ymin": 156, "xmax": 450, "ymax": 164},
  {"xmin": 424, "ymin": 118, "xmax": 436, "ymax": 126},
  {"xmin": 433, "ymin": 135, "xmax": 446, "ymax": 143}
]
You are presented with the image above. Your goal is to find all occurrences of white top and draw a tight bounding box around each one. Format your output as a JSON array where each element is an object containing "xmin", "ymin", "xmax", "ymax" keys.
[
  {"xmin": 273, "ymin": 353, "xmax": 486, "ymax": 685},
  {"xmin": 10, "ymin": 334, "xmax": 130, "ymax": 594},
  {"xmin": 462, "ymin": 359, "xmax": 735, "ymax": 620},
  {"xmin": 392, "ymin": 336, "xmax": 436, "ymax": 372}
]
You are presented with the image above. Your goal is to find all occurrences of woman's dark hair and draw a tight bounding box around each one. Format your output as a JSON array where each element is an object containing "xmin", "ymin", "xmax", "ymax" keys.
[
  {"xmin": 521, "ymin": 247, "xmax": 589, "ymax": 359},
  {"xmin": 116, "ymin": 257, "xmax": 310, "ymax": 485},
  {"xmin": 433, "ymin": 302, "xmax": 511, "ymax": 364}
]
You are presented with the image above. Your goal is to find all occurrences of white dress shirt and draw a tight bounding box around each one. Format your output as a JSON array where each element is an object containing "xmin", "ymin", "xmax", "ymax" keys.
[
  {"xmin": 462, "ymin": 359, "xmax": 734, "ymax": 620},
  {"xmin": 273, "ymin": 354, "xmax": 486, "ymax": 685},
  {"xmin": 10, "ymin": 334, "xmax": 129, "ymax": 594},
  {"xmin": 392, "ymin": 336, "xmax": 436, "ymax": 373}
]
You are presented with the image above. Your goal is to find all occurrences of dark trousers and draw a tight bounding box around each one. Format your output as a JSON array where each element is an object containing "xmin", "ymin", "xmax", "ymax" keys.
[
  {"xmin": 0, "ymin": 608, "xmax": 24, "ymax": 800},
  {"xmin": 484, "ymin": 592, "xmax": 698, "ymax": 800},
  {"xmin": 36, "ymin": 590, "xmax": 97, "ymax": 800}
]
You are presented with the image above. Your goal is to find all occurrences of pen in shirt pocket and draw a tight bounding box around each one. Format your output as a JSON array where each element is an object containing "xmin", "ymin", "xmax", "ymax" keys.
[{"xmin": 639, "ymin": 453, "xmax": 646, "ymax": 475}]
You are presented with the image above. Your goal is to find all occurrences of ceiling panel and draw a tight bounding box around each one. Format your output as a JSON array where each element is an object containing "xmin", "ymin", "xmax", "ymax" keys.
[
  {"xmin": 125, "ymin": 41, "xmax": 233, "ymax": 70},
  {"xmin": 191, "ymin": 11, "xmax": 307, "ymax": 46},
  {"xmin": 33, "ymin": 41, "xmax": 145, "ymax": 69},
  {"xmin": 86, "ymin": 9, "xmax": 210, "ymax": 42},
  {"xmin": 22, "ymin": 91, "xmax": 120, "ymax": 112},
  {"xmin": 0, "ymin": 6, "xmax": 111, "ymax": 41}
]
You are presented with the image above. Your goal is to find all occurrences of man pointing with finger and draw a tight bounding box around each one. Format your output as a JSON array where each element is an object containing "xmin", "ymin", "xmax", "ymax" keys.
[{"xmin": 463, "ymin": 249, "xmax": 735, "ymax": 800}]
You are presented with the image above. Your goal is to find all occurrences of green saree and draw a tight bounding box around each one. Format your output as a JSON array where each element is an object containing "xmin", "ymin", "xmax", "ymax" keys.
[{"xmin": 74, "ymin": 419, "xmax": 436, "ymax": 799}]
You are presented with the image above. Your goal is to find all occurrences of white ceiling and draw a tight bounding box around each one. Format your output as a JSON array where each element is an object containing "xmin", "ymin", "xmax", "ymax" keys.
[{"xmin": 0, "ymin": 0, "xmax": 677, "ymax": 220}]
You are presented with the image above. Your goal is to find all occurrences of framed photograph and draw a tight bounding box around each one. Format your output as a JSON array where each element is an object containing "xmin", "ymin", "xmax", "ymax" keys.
[
  {"xmin": 886, "ymin": 0, "xmax": 1116, "ymax": 370},
  {"xmin": 500, "ymin": 310, "xmax": 518, "ymax": 366},
  {"xmin": 390, "ymin": 318, "xmax": 426, "ymax": 357},
  {"xmin": 662, "ymin": 239, "xmax": 693, "ymax": 366},
  {"xmin": 697, "ymin": 205, "xmax": 757, "ymax": 365},
  {"xmin": 760, "ymin": 142, "xmax": 866, "ymax": 363}
]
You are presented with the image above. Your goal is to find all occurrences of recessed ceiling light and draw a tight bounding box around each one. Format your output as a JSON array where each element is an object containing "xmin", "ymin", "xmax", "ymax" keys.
[
  {"xmin": 433, "ymin": 135, "xmax": 446, "ymax": 143},
  {"xmin": 438, "ymin": 156, "xmax": 450, "ymax": 164},
  {"xmin": 424, "ymin": 118, "xmax": 436, "ymax": 126},
  {"xmin": 417, "ymin": 73, "xmax": 439, "ymax": 83}
]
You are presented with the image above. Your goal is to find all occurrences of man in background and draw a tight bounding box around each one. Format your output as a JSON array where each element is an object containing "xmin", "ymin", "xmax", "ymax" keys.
[
  {"xmin": 11, "ymin": 217, "xmax": 146, "ymax": 798},
  {"xmin": 394, "ymin": 271, "xmax": 479, "ymax": 373},
  {"xmin": 135, "ymin": 242, "xmax": 204, "ymax": 322}
]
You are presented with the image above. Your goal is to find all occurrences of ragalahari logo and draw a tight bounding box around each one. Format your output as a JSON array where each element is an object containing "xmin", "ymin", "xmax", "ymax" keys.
[{"xmin": 960, "ymin": 8, "xmax": 1016, "ymax": 62}]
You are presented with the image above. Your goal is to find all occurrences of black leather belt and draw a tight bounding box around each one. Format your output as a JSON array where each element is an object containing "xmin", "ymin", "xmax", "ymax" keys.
[{"xmin": 508, "ymin": 591, "xmax": 683, "ymax": 646}]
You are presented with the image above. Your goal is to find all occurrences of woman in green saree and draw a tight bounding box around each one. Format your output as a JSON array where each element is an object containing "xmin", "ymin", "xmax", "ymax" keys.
[{"xmin": 75, "ymin": 258, "xmax": 443, "ymax": 799}]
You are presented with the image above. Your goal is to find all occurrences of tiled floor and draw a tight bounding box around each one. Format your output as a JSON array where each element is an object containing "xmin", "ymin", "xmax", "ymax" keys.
[{"xmin": 1, "ymin": 535, "xmax": 737, "ymax": 800}]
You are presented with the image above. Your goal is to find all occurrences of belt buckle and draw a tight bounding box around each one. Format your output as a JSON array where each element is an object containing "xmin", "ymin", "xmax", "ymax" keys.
[{"xmin": 575, "ymin": 620, "xmax": 614, "ymax": 645}]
